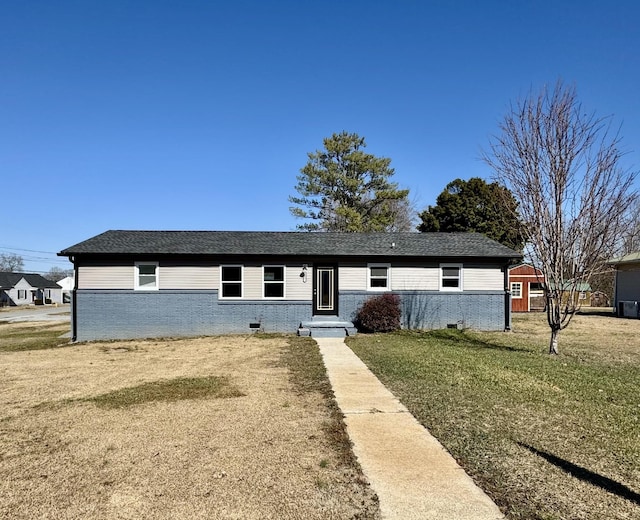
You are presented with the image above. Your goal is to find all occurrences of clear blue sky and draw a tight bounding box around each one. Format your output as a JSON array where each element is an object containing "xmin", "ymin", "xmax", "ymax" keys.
[{"xmin": 2, "ymin": 0, "xmax": 639, "ymax": 274}]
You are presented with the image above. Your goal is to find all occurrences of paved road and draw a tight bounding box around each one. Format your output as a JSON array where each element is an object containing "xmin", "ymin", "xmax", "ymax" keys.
[{"xmin": 0, "ymin": 305, "xmax": 71, "ymax": 323}]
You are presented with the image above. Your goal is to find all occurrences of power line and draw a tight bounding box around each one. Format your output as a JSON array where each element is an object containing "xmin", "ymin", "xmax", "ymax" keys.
[{"xmin": 0, "ymin": 245, "xmax": 59, "ymax": 254}]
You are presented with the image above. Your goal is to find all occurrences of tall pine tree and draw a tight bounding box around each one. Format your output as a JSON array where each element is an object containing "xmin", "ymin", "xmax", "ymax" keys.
[{"xmin": 289, "ymin": 132, "xmax": 411, "ymax": 232}]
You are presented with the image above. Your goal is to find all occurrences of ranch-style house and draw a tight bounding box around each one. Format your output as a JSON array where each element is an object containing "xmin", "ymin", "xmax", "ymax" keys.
[{"xmin": 58, "ymin": 230, "xmax": 522, "ymax": 341}]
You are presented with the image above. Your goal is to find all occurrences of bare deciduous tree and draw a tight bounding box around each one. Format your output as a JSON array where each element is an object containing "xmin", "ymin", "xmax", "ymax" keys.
[
  {"xmin": 378, "ymin": 195, "xmax": 418, "ymax": 232},
  {"xmin": 621, "ymin": 198, "xmax": 640, "ymax": 254},
  {"xmin": 0, "ymin": 253, "xmax": 24, "ymax": 272},
  {"xmin": 45, "ymin": 266, "xmax": 74, "ymax": 282},
  {"xmin": 484, "ymin": 82, "xmax": 637, "ymax": 354}
]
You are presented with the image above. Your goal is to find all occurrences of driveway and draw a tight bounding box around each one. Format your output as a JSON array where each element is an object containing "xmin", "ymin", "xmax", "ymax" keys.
[{"xmin": 0, "ymin": 305, "xmax": 71, "ymax": 323}]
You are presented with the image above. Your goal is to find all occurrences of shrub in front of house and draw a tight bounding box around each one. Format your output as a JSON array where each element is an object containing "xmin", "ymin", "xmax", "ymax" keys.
[{"xmin": 355, "ymin": 293, "xmax": 401, "ymax": 333}]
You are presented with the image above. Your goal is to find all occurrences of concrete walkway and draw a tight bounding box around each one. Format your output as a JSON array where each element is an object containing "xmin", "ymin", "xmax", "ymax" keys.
[{"xmin": 316, "ymin": 337, "xmax": 504, "ymax": 520}]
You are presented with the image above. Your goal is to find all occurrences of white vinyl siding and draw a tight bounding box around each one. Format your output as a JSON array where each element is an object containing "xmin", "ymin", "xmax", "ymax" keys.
[
  {"xmin": 391, "ymin": 267, "xmax": 439, "ymax": 291},
  {"xmin": 161, "ymin": 266, "xmax": 217, "ymax": 289},
  {"xmin": 77, "ymin": 266, "xmax": 134, "ymax": 289},
  {"xmin": 286, "ymin": 265, "xmax": 312, "ymax": 300},
  {"xmin": 463, "ymin": 266, "xmax": 504, "ymax": 291},
  {"xmin": 239, "ymin": 266, "xmax": 261, "ymax": 299},
  {"xmin": 339, "ymin": 265, "xmax": 367, "ymax": 290}
]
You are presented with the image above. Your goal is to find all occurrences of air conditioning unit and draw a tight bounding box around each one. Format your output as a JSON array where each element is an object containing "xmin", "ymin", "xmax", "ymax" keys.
[{"xmin": 619, "ymin": 301, "xmax": 639, "ymax": 318}]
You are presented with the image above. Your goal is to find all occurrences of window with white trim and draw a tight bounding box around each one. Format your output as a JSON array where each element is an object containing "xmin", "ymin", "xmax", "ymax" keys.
[
  {"xmin": 440, "ymin": 264, "xmax": 462, "ymax": 291},
  {"xmin": 17, "ymin": 289, "xmax": 27, "ymax": 299},
  {"xmin": 135, "ymin": 262, "xmax": 159, "ymax": 290},
  {"xmin": 221, "ymin": 265, "xmax": 242, "ymax": 298},
  {"xmin": 263, "ymin": 265, "xmax": 285, "ymax": 298},
  {"xmin": 368, "ymin": 264, "xmax": 390, "ymax": 290},
  {"xmin": 510, "ymin": 282, "xmax": 522, "ymax": 298}
]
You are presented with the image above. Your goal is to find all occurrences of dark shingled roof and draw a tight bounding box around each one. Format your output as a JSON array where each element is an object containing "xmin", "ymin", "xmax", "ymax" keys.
[
  {"xmin": 0, "ymin": 272, "xmax": 60, "ymax": 289},
  {"xmin": 608, "ymin": 251, "xmax": 640, "ymax": 265},
  {"xmin": 59, "ymin": 230, "xmax": 521, "ymax": 259}
]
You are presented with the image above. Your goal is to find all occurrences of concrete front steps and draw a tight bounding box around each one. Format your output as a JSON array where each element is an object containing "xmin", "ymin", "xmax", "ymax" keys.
[{"xmin": 298, "ymin": 316, "xmax": 357, "ymax": 338}]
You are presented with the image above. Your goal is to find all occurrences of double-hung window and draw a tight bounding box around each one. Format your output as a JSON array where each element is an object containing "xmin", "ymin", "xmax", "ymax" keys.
[
  {"xmin": 221, "ymin": 265, "xmax": 242, "ymax": 298},
  {"xmin": 510, "ymin": 282, "xmax": 522, "ymax": 298},
  {"xmin": 135, "ymin": 262, "xmax": 158, "ymax": 290},
  {"xmin": 368, "ymin": 264, "xmax": 390, "ymax": 290},
  {"xmin": 17, "ymin": 289, "xmax": 27, "ymax": 300},
  {"xmin": 440, "ymin": 264, "xmax": 462, "ymax": 291},
  {"xmin": 263, "ymin": 265, "xmax": 285, "ymax": 298}
]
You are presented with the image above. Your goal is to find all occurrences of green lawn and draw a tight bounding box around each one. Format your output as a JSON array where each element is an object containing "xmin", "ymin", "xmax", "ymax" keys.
[{"xmin": 347, "ymin": 313, "xmax": 640, "ymax": 520}]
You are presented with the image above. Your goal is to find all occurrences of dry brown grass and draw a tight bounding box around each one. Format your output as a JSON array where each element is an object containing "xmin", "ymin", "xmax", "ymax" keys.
[
  {"xmin": 0, "ymin": 327, "xmax": 379, "ymax": 519},
  {"xmin": 498, "ymin": 310, "xmax": 640, "ymax": 364}
]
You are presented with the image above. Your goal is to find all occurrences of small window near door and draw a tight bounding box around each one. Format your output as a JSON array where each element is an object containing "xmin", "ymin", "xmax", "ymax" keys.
[
  {"xmin": 221, "ymin": 265, "xmax": 242, "ymax": 298},
  {"xmin": 510, "ymin": 282, "xmax": 522, "ymax": 298},
  {"xmin": 263, "ymin": 265, "xmax": 285, "ymax": 298},
  {"xmin": 368, "ymin": 264, "xmax": 390, "ymax": 290},
  {"xmin": 135, "ymin": 263, "xmax": 158, "ymax": 290},
  {"xmin": 17, "ymin": 289, "xmax": 27, "ymax": 299},
  {"xmin": 440, "ymin": 264, "xmax": 462, "ymax": 291}
]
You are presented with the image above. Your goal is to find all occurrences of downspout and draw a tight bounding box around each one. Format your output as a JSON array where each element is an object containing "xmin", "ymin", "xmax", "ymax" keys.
[
  {"xmin": 71, "ymin": 256, "xmax": 78, "ymax": 342},
  {"xmin": 504, "ymin": 262, "xmax": 511, "ymax": 331},
  {"xmin": 612, "ymin": 265, "xmax": 618, "ymax": 316}
]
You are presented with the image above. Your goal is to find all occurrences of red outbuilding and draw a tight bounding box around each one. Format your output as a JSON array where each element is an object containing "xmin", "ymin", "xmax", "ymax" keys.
[{"xmin": 508, "ymin": 264, "xmax": 546, "ymax": 312}]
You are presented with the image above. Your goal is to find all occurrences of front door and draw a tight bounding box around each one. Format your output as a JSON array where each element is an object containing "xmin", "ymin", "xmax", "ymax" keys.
[{"xmin": 314, "ymin": 265, "xmax": 338, "ymax": 315}]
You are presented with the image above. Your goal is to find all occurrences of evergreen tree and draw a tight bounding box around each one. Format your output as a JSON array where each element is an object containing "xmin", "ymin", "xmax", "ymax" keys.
[
  {"xmin": 290, "ymin": 132, "xmax": 410, "ymax": 232},
  {"xmin": 418, "ymin": 177, "xmax": 525, "ymax": 251}
]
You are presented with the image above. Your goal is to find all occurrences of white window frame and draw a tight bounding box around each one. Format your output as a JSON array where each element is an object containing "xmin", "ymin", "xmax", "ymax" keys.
[
  {"xmin": 440, "ymin": 263, "xmax": 463, "ymax": 292},
  {"xmin": 263, "ymin": 265, "xmax": 286, "ymax": 299},
  {"xmin": 368, "ymin": 263, "xmax": 391, "ymax": 291},
  {"xmin": 17, "ymin": 289, "xmax": 27, "ymax": 300},
  {"xmin": 220, "ymin": 265, "xmax": 243, "ymax": 299},
  {"xmin": 510, "ymin": 282, "xmax": 522, "ymax": 299},
  {"xmin": 135, "ymin": 262, "xmax": 159, "ymax": 290}
]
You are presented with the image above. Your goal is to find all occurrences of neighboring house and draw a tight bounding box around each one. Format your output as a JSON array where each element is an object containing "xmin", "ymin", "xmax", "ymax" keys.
[
  {"xmin": 57, "ymin": 276, "xmax": 74, "ymax": 303},
  {"xmin": 508, "ymin": 264, "xmax": 546, "ymax": 312},
  {"xmin": 0, "ymin": 272, "xmax": 63, "ymax": 306},
  {"xmin": 58, "ymin": 230, "xmax": 522, "ymax": 342},
  {"xmin": 609, "ymin": 252, "xmax": 640, "ymax": 318},
  {"xmin": 566, "ymin": 282, "xmax": 592, "ymax": 307},
  {"xmin": 508, "ymin": 264, "xmax": 595, "ymax": 312}
]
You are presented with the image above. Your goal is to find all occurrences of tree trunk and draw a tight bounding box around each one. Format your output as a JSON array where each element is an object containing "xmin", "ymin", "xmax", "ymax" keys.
[{"xmin": 549, "ymin": 328, "xmax": 559, "ymax": 355}]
